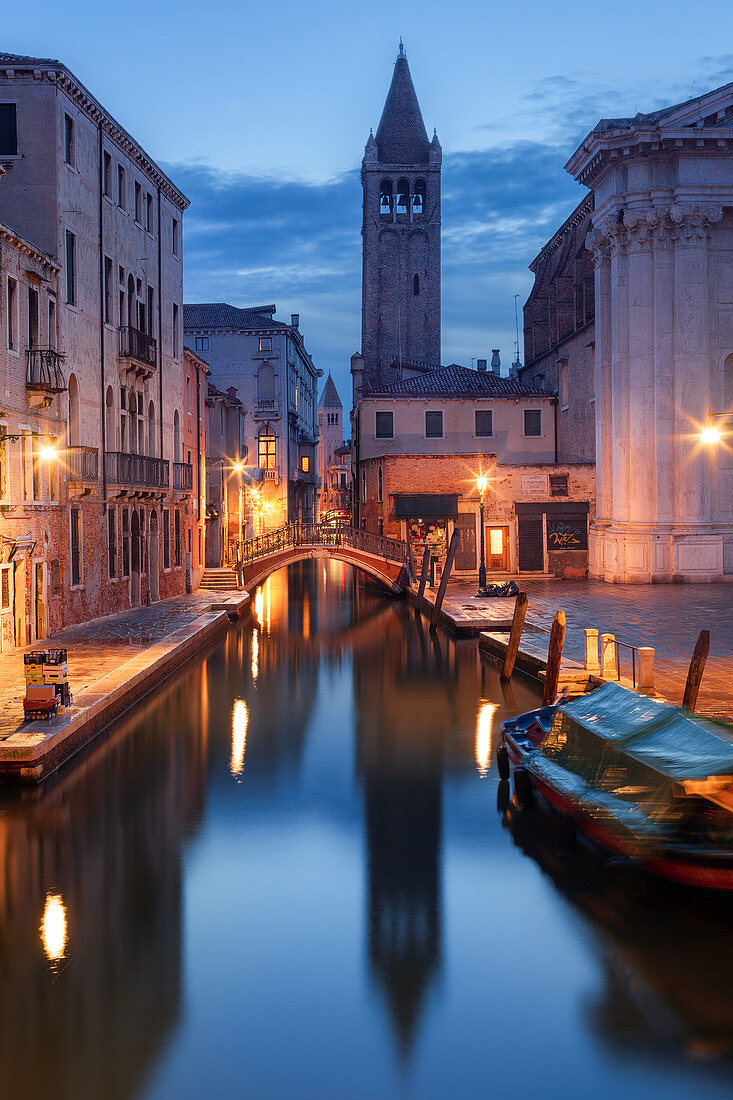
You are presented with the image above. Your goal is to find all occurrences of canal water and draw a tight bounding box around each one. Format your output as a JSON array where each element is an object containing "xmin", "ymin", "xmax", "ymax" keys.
[{"xmin": 2, "ymin": 561, "xmax": 733, "ymax": 1099}]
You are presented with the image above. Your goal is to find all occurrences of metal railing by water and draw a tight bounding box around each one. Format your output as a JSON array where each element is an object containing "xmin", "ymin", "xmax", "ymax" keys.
[
  {"xmin": 105, "ymin": 451, "xmax": 169, "ymax": 488},
  {"xmin": 66, "ymin": 446, "xmax": 99, "ymax": 481},
  {"xmin": 26, "ymin": 346, "xmax": 66, "ymax": 392},
  {"xmin": 241, "ymin": 523, "xmax": 410, "ymax": 567},
  {"xmin": 614, "ymin": 639, "xmax": 640, "ymax": 689},
  {"xmin": 118, "ymin": 325, "xmax": 157, "ymax": 369},
  {"xmin": 173, "ymin": 461, "xmax": 193, "ymax": 490}
]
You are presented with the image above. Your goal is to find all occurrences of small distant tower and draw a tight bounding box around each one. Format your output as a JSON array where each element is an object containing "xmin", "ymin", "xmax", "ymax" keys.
[
  {"xmin": 318, "ymin": 373, "xmax": 343, "ymax": 515},
  {"xmin": 360, "ymin": 43, "xmax": 442, "ymax": 390}
]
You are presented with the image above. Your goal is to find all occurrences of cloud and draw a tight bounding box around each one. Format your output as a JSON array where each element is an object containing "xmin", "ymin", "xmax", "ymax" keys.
[{"xmin": 167, "ymin": 136, "xmax": 584, "ymax": 398}]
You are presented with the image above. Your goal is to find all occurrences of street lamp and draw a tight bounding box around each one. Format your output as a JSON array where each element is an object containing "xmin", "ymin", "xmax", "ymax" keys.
[{"xmin": 476, "ymin": 474, "xmax": 488, "ymax": 592}]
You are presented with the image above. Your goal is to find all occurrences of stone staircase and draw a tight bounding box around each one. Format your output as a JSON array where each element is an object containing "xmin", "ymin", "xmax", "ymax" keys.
[{"xmin": 198, "ymin": 567, "xmax": 241, "ymax": 591}]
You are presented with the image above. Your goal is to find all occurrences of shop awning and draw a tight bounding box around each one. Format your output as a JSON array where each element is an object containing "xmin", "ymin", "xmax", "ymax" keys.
[{"xmin": 393, "ymin": 494, "xmax": 459, "ymax": 519}]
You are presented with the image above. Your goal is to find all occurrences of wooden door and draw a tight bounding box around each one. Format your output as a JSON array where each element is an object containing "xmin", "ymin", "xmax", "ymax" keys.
[
  {"xmin": 14, "ymin": 560, "xmax": 25, "ymax": 647},
  {"xmin": 455, "ymin": 513, "xmax": 477, "ymax": 570},
  {"xmin": 518, "ymin": 516, "xmax": 544, "ymax": 571},
  {"xmin": 487, "ymin": 526, "xmax": 510, "ymax": 571},
  {"xmin": 34, "ymin": 562, "xmax": 45, "ymax": 641}
]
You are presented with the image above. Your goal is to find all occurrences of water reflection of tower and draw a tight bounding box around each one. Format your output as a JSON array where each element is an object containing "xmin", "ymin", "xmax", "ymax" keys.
[{"xmin": 356, "ymin": 610, "xmax": 455, "ymax": 1057}]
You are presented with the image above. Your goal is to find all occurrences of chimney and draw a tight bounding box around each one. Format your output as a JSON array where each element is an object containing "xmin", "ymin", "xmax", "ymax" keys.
[
  {"xmin": 477, "ymin": 358, "xmax": 487, "ymax": 372},
  {"xmin": 227, "ymin": 386, "xmax": 237, "ymax": 398},
  {"xmin": 490, "ymin": 349, "xmax": 501, "ymax": 374},
  {"xmin": 291, "ymin": 313, "xmax": 299, "ymax": 330}
]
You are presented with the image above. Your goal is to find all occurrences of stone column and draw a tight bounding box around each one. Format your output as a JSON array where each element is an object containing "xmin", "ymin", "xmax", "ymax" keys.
[
  {"xmin": 610, "ymin": 228, "xmax": 630, "ymax": 532},
  {"xmin": 652, "ymin": 224, "xmax": 676, "ymax": 571},
  {"xmin": 624, "ymin": 212, "xmax": 657, "ymax": 530}
]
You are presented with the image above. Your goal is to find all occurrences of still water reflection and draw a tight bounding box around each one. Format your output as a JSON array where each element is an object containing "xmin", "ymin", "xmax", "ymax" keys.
[{"xmin": 2, "ymin": 561, "xmax": 733, "ymax": 1098}]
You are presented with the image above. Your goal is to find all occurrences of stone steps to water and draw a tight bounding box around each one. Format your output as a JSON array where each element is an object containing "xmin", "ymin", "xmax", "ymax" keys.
[{"xmin": 199, "ymin": 569, "xmax": 240, "ymax": 591}]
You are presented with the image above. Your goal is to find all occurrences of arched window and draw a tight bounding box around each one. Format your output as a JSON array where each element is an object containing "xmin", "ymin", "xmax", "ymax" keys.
[
  {"xmin": 413, "ymin": 274, "xmax": 420, "ymax": 296},
  {"xmin": 173, "ymin": 409, "xmax": 181, "ymax": 464},
  {"xmin": 258, "ymin": 362, "xmax": 275, "ymax": 403},
  {"xmin": 68, "ymin": 373, "xmax": 80, "ymax": 446},
  {"xmin": 379, "ymin": 179, "xmax": 393, "ymax": 216},
  {"xmin": 413, "ymin": 179, "xmax": 426, "ymax": 217},
  {"xmin": 105, "ymin": 385, "xmax": 115, "ymax": 449},
  {"xmin": 396, "ymin": 179, "xmax": 409, "ymax": 216},
  {"xmin": 148, "ymin": 401, "xmax": 155, "ymax": 457},
  {"xmin": 128, "ymin": 387, "xmax": 138, "ymax": 453}
]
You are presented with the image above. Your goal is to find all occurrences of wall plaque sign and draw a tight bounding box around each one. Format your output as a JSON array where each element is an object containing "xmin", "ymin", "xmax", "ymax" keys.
[{"xmin": 521, "ymin": 473, "xmax": 549, "ymax": 495}]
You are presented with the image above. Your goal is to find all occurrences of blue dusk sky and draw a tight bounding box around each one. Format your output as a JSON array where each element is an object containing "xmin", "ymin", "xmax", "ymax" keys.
[{"xmin": 4, "ymin": 1, "xmax": 733, "ymax": 401}]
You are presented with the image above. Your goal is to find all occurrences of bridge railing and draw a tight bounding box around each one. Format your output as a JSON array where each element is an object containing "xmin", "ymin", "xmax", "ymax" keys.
[{"xmin": 241, "ymin": 523, "xmax": 410, "ymax": 568}]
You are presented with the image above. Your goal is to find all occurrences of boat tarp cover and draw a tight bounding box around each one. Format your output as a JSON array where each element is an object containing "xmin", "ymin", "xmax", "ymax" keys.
[{"xmin": 530, "ymin": 683, "xmax": 733, "ymax": 839}]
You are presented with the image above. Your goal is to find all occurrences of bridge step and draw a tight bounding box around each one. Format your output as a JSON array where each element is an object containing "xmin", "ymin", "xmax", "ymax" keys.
[{"xmin": 199, "ymin": 568, "xmax": 241, "ymax": 591}]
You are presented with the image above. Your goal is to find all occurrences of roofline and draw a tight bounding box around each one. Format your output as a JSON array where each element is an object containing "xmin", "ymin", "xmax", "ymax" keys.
[
  {"xmin": 0, "ymin": 54, "xmax": 189, "ymax": 209},
  {"xmin": 361, "ymin": 389, "xmax": 555, "ymax": 400},
  {"xmin": 528, "ymin": 194, "xmax": 593, "ymax": 271},
  {"xmin": 0, "ymin": 219, "xmax": 60, "ymax": 270},
  {"xmin": 183, "ymin": 345, "xmax": 211, "ymax": 373}
]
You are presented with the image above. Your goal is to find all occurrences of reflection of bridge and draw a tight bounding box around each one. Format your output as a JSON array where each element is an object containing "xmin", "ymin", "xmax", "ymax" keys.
[{"xmin": 243, "ymin": 524, "xmax": 412, "ymax": 592}]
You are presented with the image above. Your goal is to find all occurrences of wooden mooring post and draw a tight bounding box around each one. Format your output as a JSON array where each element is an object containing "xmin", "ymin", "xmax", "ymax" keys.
[
  {"xmin": 417, "ymin": 544, "xmax": 431, "ymax": 605},
  {"xmin": 542, "ymin": 610, "xmax": 567, "ymax": 706},
  {"xmin": 430, "ymin": 529, "xmax": 460, "ymax": 632},
  {"xmin": 501, "ymin": 591, "xmax": 528, "ymax": 682},
  {"xmin": 682, "ymin": 629, "xmax": 710, "ymax": 713}
]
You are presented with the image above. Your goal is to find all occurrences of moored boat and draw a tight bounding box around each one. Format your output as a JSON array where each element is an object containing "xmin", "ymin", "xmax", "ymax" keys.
[{"xmin": 498, "ymin": 682, "xmax": 733, "ymax": 889}]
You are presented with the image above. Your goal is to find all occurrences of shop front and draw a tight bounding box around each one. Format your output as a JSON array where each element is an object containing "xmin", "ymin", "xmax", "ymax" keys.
[
  {"xmin": 393, "ymin": 494, "xmax": 458, "ymax": 584},
  {"xmin": 515, "ymin": 501, "xmax": 590, "ymax": 577}
]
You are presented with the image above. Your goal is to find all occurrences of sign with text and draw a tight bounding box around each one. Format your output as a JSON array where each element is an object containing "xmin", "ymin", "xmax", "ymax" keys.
[
  {"xmin": 521, "ymin": 473, "xmax": 549, "ymax": 495},
  {"xmin": 546, "ymin": 515, "xmax": 588, "ymax": 551}
]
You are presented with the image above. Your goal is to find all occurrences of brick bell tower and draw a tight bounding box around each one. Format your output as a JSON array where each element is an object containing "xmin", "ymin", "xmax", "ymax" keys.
[{"xmin": 361, "ymin": 42, "xmax": 442, "ymax": 390}]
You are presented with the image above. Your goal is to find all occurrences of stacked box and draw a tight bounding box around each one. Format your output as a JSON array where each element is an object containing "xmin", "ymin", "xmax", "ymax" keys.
[
  {"xmin": 42, "ymin": 648, "xmax": 68, "ymax": 684},
  {"xmin": 24, "ymin": 651, "xmax": 46, "ymax": 685}
]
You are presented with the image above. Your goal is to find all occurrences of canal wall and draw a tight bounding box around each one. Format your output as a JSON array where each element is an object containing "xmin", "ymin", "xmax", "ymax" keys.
[{"xmin": 0, "ymin": 594, "xmax": 250, "ymax": 784}]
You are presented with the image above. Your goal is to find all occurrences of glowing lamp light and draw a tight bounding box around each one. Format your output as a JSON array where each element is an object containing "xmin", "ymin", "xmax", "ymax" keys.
[
  {"xmin": 233, "ymin": 462, "xmax": 244, "ymax": 473},
  {"xmin": 39, "ymin": 445, "xmax": 57, "ymax": 462},
  {"xmin": 41, "ymin": 892, "xmax": 68, "ymax": 963},
  {"xmin": 476, "ymin": 475, "xmax": 488, "ymax": 496},
  {"xmin": 700, "ymin": 426, "xmax": 722, "ymax": 445},
  {"xmin": 230, "ymin": 699, "xmax": 249, "ymax": 777}
]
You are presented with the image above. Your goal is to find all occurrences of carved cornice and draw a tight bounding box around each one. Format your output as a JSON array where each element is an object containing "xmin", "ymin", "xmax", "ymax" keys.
[{"xmin": 586, "ymin": 203, "xmax": 724, "ymax": 262}]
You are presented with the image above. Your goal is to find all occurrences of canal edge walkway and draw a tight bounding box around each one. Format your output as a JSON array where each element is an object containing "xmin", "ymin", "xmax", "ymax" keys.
[{"xmin": 0, "ymin": 591, "xmax": 250, "ymax": 783}]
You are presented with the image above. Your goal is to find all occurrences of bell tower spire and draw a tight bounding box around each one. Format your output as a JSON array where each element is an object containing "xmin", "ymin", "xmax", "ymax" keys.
[{"xmin": 359, "ymin": 46, "xmax": 442, "ymax": 390}]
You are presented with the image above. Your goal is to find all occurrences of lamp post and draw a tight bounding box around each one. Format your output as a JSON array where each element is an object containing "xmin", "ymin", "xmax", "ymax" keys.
[{"xmin": 476, "ymin": 474, "xmax": 487, "ymax": 592}]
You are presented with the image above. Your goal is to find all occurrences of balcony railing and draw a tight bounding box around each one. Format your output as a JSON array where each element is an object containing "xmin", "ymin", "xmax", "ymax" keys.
[
  {"xmin": 254, "ymin": 399, "xmax": 279, "ymax": 417},
  {"xmin": 262, "ymin": 466, "xmax": 280, "ymax": 481},
  {"xmin": 173, "ymin": 461, "xmax": 193, "ymax": 491},
  {"xmin": 105, "ymin": 451, "xmax": 169, "ymax": 488},
  {"xmin": 26, "ymin": 346, "xmax": 66, "ymax": 393},
  {"xmin": 66, "ymin": 446, "xmax": 99, "ymax": 482},
  {"xmin": 118, "ymin": 326, "xmax": 157, "ymax": 371}
]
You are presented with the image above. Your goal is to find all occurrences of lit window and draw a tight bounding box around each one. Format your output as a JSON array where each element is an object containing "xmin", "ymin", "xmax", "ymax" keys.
[
  {"xmin": 259, "ymin": 337, "xmax": 272, "ymax": 352},
  {"xmin": 258, "ymin": 434, "xmax": 276, "ymax": 469},
  {"xmin": 301, "ymin": 456, "xmax": 310, "ymax": 473}
]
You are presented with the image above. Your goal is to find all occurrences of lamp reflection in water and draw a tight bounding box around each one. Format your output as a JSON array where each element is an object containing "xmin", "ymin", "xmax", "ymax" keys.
[
  {"xmin": 40, "ymin": 892, "xmax": 68, "ymax": 963},
  {"xmin": 251, "ymin": 628, "xmax": 259, "ymax": 681},
  {"xmin": 254, "ymin": 588, "xmax": 264, "ymax": 626},
  {"xmin": 475, "ymin": 702, "xmax": 497, "ymax": 777},
  {"xmin": 231, "ymin": 698, "xmax": 249, "ymax": 778}
]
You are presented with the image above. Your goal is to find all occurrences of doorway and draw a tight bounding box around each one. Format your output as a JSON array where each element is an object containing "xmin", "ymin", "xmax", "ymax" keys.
[
  {"xmin": 131, "ymin": 510, "xmax": 141, "ymax": 607},
  {"xmin": 13, "ymin": 559, "xmax": 25, "ymax": 647},
  {"xmin": 34, "ymin": 561, "xmax": 45, "ymax": 641},
  {"xmin": 518, "ymin": 516, "xmax": 544, "ymax": 571},
  {"xmin": 487, "ymin": 526, "xmax": 510, "ymax": 572},
  {"xmin": 149, "ymin": 510, "xmax": 160, "ymax": 602}
]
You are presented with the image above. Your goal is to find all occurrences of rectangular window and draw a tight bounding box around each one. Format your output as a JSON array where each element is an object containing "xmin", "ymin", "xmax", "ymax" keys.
[
  {"xmin": 147, "ymin": 286, "xmax": 155, "ymax": 336},
  {"xmin": 64, "ymin": 114, "xmax": 74, "ymax": 166},
  {"xmin": 51, "ymin": 559, "xmax": 61, "ymax": 596},
  {"xmin": 65, "ymin": 230, "xmax": 76, "ymax": 305},
  {"xmin": 195, "ymin": 336, "xmax": 209, "ymax": 352},
  {"xmin": 301, "ymin": 456, "xmax": 310, "ymax": 473},
  {"xmin": 361, "ymin": 468, "xmax": 366, "ymax": 503},
  {"xmin": 104, "ymin": 256, "xmax": 113, "ymax": 324},
  {"xmin": 375, "ymin": 411, "xmax": 393, "ymax": 439},
  {"xmin": 6, "ymin": 277, "xmax": 17, "ymax": 350},
  {"xmin": 475, "ymin": 410, "xmax": 493, "ymax": 437},
  {"xmin": 550, "ymin": 475, "xmax": 568, "ymax": 496},
  {"xmin": 258, "ymin": 435, "xmax": 276, "ymax": 469},
  {"xmin": 524, "ymin": 409, "xmax": 542, "ymax": 437},
  {"xmin": 118, "ymin": 165, "xmax": 125, "ymax": 209},
  {"xmin": 186, "ymin": 376, "xmax": 191, "ymax": 414},
  {"xmin": 1, "ymin": 565, "xmax": 12, "ymax": 611},
  {"xmin": 0, "ymin": 103, "xmax": 18, "ymax": 156},
  {"xmin": 48, "ymin": 298, "xmax": 56, "ymax": 348},
  {"xmin": 122, "ymin": 508, "xmax": 130, "ymax": 577},
  {"xmin": 377, "ymin": 464, "xmax": 383, "ymax": 502},
  {"xmin": 146, "ymin": 192, "xmax": 154, "ymax": 233},
  {"xmin": 108, "ymin": 506, "xmax": 117, "ymax": 578},
  {"xmin": 163, "ymin": 509, "xmax": 170, "ymax": 568},
  {"xmin": 258, "ymin": 337, "xmax": 272, "ymax": 352},
  {"xmin": 425, "ymin": 410, "xmax": 443, "ymax": 438},
  {"xmin": 172, "ymin": 218, "xmax": 179, "ymax": 256},
  {"xmin": 174, "ymin": 510, "xmax": 181, "ymax": 566},
  {"xmin": 70, "ymin": 507, "xmax": 82, "ymax": 586},
  {"xmin": 560, "ymin": 362, "xmax": 569, "ymax": 408},
  {"xmin": 172, "ymin": 303, "xmax": 179, "ymax": 358},
  {"xmin": 49, "ymin": 437, "xmax": 59, "ymax": 503},
  {"xmin": 134, "ymin": 180, "xmax": 142, "ymax": 223},
  {"xmin": 28, "ymin": 286, "xmax": 39, "ymax": 348},
  {"xmin": 21, "ymin": 431, "xmax": 31, "ymax": 501},
  {"xmin": 103, "ymin": 150, "xmax": 111, "ymax": 196}
]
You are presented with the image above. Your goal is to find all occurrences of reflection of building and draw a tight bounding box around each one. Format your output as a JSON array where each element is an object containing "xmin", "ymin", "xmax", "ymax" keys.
[
  {"xmin": 182, "ymin": 347, "xmax": 209, "ymax": 589},
  {"xmin": 0, "ymin": 52, "xmax": 194, "ymax": 632},
  {"xmin": 523, "ymin": 81, "xmax": 733, "ymax": 582},
  {"xmin": 0, "ymin": 666, "xmax": 208, "ymax": 1098},
  {"xmin": 356, "ymin": 366, "xmax": 594, "ymax": 578},
  {"xmin": 317, "ymin": 374, "xmax": 351, "ymax": 521},
  {"xmin": 204, "ymin": 380, "xmax": 247, "ymax": 566},
  {"xmin": 184, "ymin": 304, "xmax": 321, "ymax": 527}
]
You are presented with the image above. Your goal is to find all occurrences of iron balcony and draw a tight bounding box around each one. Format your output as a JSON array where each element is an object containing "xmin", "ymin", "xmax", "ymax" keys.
[
  {"xmin": 66, "ymin": 447, "xmax": 99, "ymax": 482},
  {"xmin": 25, "ymin": 346, "xmax": 66, "ymax": 393},
  {"xmin": 105, "ymin": 451, "xmax": 169, "ymax": 489},
  {"xmin": 118, "ymin": 326, "xmax": 157, "ymax": 377},
  {"xmin": 173, "ymin": 461, "xmax": 193, "ymax": 491}
]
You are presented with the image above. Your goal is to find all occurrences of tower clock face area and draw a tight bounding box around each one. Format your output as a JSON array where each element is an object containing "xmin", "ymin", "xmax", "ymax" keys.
[{"xmin": 361, "ymin": 46, "xmax": 442, "ymax": 390}]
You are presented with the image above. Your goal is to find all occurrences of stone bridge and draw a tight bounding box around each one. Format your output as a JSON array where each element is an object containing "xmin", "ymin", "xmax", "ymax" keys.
[{"xmin": 241, "ymin": 523, "xmax": 412, "ymax": 593}]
